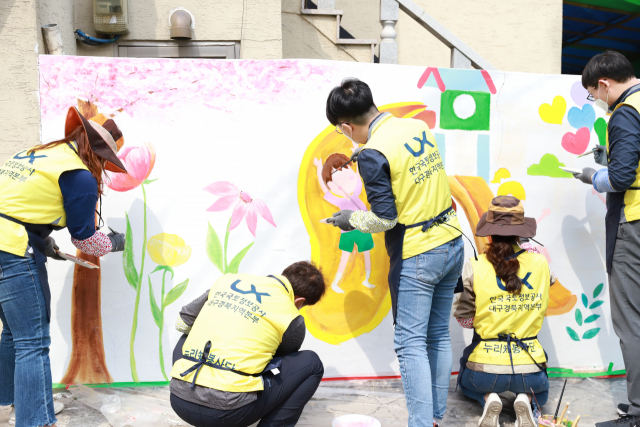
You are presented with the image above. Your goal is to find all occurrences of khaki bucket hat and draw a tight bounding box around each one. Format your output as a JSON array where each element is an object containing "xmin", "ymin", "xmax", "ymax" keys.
[{"xmin": 475, "ymin": 195, "xmax": 537, "ymax": 238}]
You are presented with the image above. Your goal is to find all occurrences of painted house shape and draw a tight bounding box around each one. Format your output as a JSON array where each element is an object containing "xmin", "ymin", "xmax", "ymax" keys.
[{"xmin": 418, "ymin": 67, "xmax": 497, "ymax": 182}]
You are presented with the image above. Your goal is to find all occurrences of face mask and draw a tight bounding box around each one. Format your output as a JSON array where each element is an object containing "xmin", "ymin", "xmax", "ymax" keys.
[{"xmin": 594, "ymin": 85, "xmax": 611, "ymax": 114}]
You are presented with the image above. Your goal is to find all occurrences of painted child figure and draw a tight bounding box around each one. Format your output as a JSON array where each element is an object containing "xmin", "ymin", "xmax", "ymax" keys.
[{"xmin": 314, "ymin": 153, "xmax": 375, "ymax": 293}]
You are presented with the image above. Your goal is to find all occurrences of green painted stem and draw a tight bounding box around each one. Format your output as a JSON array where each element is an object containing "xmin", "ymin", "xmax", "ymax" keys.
[
  {"xmin": 129, "ymin": 183, "xmax": 147, "ymax": 382},
  {"xmin": 223, "ymin": 217, "xmax": 231, "ymax": 273},
  {"xmin": 159, "ymin": 268, "xmax": 168, "ymax": 381}
]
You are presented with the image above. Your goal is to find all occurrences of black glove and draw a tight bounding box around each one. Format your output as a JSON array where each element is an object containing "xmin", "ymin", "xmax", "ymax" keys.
[
  {"xmin": 107, "ymin": 231, "xmax": 126, "ymax": 252},
  {"xmin": 593, "ymin": 145, "xmax": 608, "ymax": 167},
  {"xmin": 572, "ymin": 167, "xmax": 597, "ymax": 185},
  {"xmin": 326, "ymin": 210, "xmax": 355, "ymax": 231},
  {"xmin": 44, "ymin": 236, "xmax": 65, "ymax": 261}
]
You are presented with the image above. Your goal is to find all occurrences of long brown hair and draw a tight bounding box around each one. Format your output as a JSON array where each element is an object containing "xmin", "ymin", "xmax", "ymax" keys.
[
  {"xmin": 485, "ymin": 235, "xmax": 522, "ymax": 294},
  {"xmin": 29, "ymin": 125, "xmax": 107, "ymax": 196}
]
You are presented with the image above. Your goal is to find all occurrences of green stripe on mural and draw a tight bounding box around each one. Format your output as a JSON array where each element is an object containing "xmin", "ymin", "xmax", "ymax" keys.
[{"xmin": 52, "ymin": 381, "xmax": 170, "ymax": 389}]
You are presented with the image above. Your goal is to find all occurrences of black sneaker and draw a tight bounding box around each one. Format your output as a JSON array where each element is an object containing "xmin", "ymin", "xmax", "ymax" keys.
[
  {"xmin": 619, "ymin": 404, "xmax": 631, "ymax": 416},
  {"xmin": 596, "ymin": 415, "xmax": 640, "ymax": 427}
]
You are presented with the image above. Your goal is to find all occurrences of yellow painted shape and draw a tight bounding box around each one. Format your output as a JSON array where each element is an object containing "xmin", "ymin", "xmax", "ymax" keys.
[
  {"xmin": 538, "ymin": 96, "xmax": 566, "ymax": 125},
  {"xmin": 546, "ymin": 279, "xmax": 577, "ymax": 317},
  {"xmin": 497, "ymin": 181, "xmax": 526, "ymax": 200},
  {"xmin": 491, "ymin": 168, "xmax": 510, "ymax": 184},
  {"xmin": 449, "ymin": 175, "xmax": 494, "ymax": 255},
  {"xmin": 297, "ymin": 102, "xmax": 430, "ymax": 345}
]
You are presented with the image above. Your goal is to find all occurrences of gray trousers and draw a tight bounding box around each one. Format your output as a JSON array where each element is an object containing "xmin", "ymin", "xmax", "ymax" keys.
[{"xmin": 610, "ymin": 219, "xmax": 640, "ymax": 416}]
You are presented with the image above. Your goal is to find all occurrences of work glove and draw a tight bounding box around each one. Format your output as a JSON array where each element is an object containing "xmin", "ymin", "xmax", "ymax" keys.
[
  {"xmin": 107, "ymin": 231, "xmax": 126, "ymax": 252},
  {"xmin": 593, "ymin": 145, "xmax": 608, "ymax": 167},
  {"xmin": 572, "ymin": 167, "xmax": 597, "ymax": 185},
  {"xmin": 44, "ymin": 236, "xmax": 65, "ymax": 261},
  {"xmin": 350, "ymin": 146, "xmax": 364, "ymax": 163},
  {"xmin": 326, "ymin": 210, "xmax": 356, "ymax": 231}
]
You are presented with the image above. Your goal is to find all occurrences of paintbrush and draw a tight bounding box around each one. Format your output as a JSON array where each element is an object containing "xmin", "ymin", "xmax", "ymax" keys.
[
  {"xmin": 573, "ymin": 415, "xmax": 580, "ymax": 427},
  {"xmin": 331, "ymin": 146, "xmax": 364, "ymax": 175},
  {"xmin": 554, "ymin": 379, "xmax": 568, "ymax": 423},
  {"xmin": 577, "ymin": 147, "xmax": 599, "ymax": 158},
  {"xmin": 530, "ymin": 388, "xmax": 541, "ymax": 416},
  {"xmin": 558, "ymin": 403, "xmax": 570, "ymax": 425}
]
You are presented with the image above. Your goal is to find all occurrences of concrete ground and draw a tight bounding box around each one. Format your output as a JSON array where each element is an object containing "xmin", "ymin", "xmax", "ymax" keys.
[{"xmin": 0, "ymin": 377, "xmax": 628, "ymax": 427}]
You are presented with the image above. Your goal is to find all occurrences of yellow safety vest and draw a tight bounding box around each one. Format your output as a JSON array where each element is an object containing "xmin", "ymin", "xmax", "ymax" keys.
[
  {"xmin": 363, "ymin": 115, "xmax": 461, "ymax": 259},
  {"xmin": 170, "ymin": 274, "xmax": 300, "ymax": 393},
  {"xmin": 469, "ymin": 251, "xmax": 549, "ymax": 366},
  {"xmin": 0, "ymin": 143, "xmax": 89, "ymax": 256},
  {"xmin": 607, "ymin": 91, "xmax": 640, "ymax": 223}
]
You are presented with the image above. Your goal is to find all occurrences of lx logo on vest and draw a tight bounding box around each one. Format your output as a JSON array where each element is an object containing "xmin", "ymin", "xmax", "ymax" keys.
[
  {"xmin": 404, "ymin": 131, "xmax": 434, "ymax": 157},
  {"xmin": 13, "ymin": 150, "xmax": 47, "ymax": 165},
  {"xmin": 496, "ymin": 272, "xmax": 533, "ymax": 291},
  {"xmin": 230, "ymin": 280, "xmax": 270, "ymax": 303}
]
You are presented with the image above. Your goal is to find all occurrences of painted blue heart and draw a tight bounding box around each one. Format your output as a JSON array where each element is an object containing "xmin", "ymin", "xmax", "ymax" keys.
[{"xmin": 567, "ymin": 103, "xmax": 596, "ymax": 131}]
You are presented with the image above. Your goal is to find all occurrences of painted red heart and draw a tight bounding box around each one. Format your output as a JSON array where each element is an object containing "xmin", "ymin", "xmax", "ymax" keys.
[{"xmin": 561, "ymin": 127, "xmax": 590, "ymax": 155}]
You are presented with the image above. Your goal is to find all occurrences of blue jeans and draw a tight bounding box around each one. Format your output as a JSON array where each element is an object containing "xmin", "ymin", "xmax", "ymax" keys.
[
  {"xmin": 0, "ymin": 250, "xmax": 57, "ymax": 427},
  {"xmin": 394, "ymin": 236, "xmax": 464, "ymax": 427},
  {"xmin": 459, "ymin": 368, "xmax": 549, "ymax": 411}
]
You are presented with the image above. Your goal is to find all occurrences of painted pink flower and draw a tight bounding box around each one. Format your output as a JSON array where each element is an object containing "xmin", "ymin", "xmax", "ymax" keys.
[
  {"xmin": 204, "ymin": 181, "xmax": 276, "ymax": 236},
  {"xmin": 107, "ymin": 142, "xmax": 156, "ymax": 192}
]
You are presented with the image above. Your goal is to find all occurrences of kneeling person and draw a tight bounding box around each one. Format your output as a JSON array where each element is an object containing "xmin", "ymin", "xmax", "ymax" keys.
[
  {"xmin": 454, "ymin": 196, "xmax": 554, "ymax": 427},
  {"xmin": 170, "ymin": 261, "xmax": 326, "ymax": 427}
]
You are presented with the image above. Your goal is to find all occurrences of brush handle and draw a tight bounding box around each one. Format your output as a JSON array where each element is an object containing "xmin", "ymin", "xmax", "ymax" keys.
[
  {"xmin": 558, "ymin": 403, "xmax": 569, "ymax": 424},
  {"xmin": 573, "ymin": 415, "xmax": 580, "ymax": 427}
]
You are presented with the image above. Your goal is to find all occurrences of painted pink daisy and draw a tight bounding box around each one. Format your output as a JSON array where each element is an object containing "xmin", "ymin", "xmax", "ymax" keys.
[{"xmin": 204, "ymin": 181, "xmax": 277, "ymax": 236}]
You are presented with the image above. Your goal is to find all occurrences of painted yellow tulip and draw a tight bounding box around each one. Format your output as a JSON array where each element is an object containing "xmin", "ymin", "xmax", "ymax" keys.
[{"xmin": 147, "ymin": 233, "xmax": 192, "ymax": 267}]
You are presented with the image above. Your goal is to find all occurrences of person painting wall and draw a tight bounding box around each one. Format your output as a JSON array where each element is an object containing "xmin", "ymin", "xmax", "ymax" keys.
[
  {"xmin": 454, "ymin": 196, "xmax": 553, "ymax": 427},
  {"xmin": 323, "ymin": 78, "xmax": 464, "ymax": 427},
  {"xmin": 0, "ymin": 107, "xmax": 128, "ymax": 427},
  {"xmin": 573, "ymin": 50, "xmax": 640, "ymax": 427}
]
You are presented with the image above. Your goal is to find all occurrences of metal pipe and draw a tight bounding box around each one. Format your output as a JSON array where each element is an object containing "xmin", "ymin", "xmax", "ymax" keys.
[{"xmin": 41, "ymin": 24, "xmax": 64, "ymax": 55}]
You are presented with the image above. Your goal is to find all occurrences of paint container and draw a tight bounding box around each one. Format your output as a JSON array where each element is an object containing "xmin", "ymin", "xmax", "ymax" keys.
[
  {"xmin": 332, "ymin": 414, "xmax": 382, "ymax": 427},
  {"xmin": 539, "ymin": 415, "xmax": 572, "ymax": 427},
  {"xmin": 539, "ymin": 415, "xmax": 554, "ymax": 427}
]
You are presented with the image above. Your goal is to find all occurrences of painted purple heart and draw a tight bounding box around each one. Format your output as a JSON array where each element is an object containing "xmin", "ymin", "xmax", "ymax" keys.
[{"xmin": 570, "ymin": 81, "xmax": 593, "ymax": 107}]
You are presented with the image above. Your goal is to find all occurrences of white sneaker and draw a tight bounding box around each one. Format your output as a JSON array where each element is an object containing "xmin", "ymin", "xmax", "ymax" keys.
[
  {"xmin": 9, "ymin": 402, "xmax": 63, "ymax": 425},
  {"xmin": 514, "ymin": 393, "xmax": 536, "ymax": 427},
  {"xmin": 479, "ymin": 393, "xmax": 502, "ymax": 427}
]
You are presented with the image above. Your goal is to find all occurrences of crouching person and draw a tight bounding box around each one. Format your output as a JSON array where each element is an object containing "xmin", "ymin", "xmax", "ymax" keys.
[
  {"xmin": 454, "ymin": 196, "xmax": 553, "ymax": 427},
  {"xmin": 170, "ymin": 261, "xmax": 326, "ymax": 427}
]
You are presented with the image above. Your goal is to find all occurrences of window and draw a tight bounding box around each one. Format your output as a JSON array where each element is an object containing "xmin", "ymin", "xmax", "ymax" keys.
[{"xmin": 117, "ymin": 41, "xmax": 240, "ymax": 59}]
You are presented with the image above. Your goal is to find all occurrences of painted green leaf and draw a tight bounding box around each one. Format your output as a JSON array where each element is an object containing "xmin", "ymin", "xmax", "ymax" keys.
[
  {"xmin": 143, "ymin": 178, "xmax": 158, "ymax": 185},
  {"xmin": 123, "ymin": 213, "xmax": 138, "ymax": 290},
  {"xmin": 575, "ymin": 309, "xmax": 583, "ymax": 326},
  {"xmin": 582, "ymin": 293, "xmax": 589, "ymax": 308},
  {"xmin": 226, "ymin": 242, "xmax": 254, "ymax": 274},
  {"xmin": 164, "ymin": 279, "xmax": 189, "ymax": 307},
  {"xmin": 593, "ymin": 283, "xmax": 604, "ymax": 299},
  {"xmin": 584, "ymin": 314, "xmax": 601, "ymax": 323},
  {"xmin": 206, "ymin": 222, "xmax": 224, "ymax": 273},
  {"xmin": 582, "ymin": 328, "xmax": 601, "ymax": 339},
  {"xmin": 148, "ymin": 277, "xmax": 162, "ymax": 329},
  {"xmin": 590, "ymin": 300, "xmax": 605, "ymax": 309},
  {"xmin": 151, "ymin": 264, "xmax": 174, "ymax": 279},
  {"xmin": 566, "ymin": 327, "xmax": 580, "ymax": 342}
]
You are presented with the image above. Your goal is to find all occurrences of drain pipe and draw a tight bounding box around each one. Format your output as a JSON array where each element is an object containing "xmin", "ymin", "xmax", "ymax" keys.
[{"xmin": 42, "ymin": 24, "xmax": 64, "ymax": 55}]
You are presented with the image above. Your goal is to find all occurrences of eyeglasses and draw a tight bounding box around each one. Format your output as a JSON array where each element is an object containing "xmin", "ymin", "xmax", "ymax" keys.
[{"xmin": 335, "ymin": 123, "xmax": 347, "ymax": 135}]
